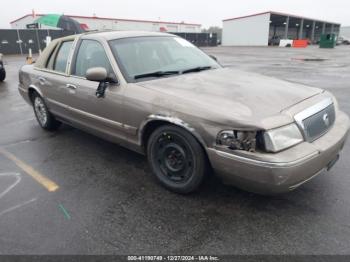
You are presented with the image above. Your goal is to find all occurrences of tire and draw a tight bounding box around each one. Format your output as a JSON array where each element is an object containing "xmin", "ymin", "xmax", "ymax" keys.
[
  {"xmin": 147, "ymin": 125, "xmax": 207, "ymax": 194},
  {"xmin": 0, "ymin": 69, "xmax": 5, "ymax": 82},
  {"xmin": 32, "ymin": 92, "xmax": 61, "ymax": 131}
]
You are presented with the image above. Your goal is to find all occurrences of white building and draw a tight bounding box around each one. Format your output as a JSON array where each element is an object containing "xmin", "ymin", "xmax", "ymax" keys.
[
  {"xmin": 340, "ymin": 26, "xmax": 350, "ymax": 38},
  {"xmin": 222, "ymin": 11, "xmax": 341, "ymax": 46},
  {"xmin": 10, "ymin": 14, "xmax": 201, "ymax": 33}
]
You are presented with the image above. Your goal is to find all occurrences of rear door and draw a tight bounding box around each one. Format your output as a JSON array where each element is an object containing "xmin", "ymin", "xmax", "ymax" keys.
[{"xmin": 37, "ymin": 40, "xmax": 75, "ymax": 120}]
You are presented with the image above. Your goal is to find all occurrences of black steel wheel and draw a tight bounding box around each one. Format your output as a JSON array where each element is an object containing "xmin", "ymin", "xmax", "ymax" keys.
[
  {"xmin": 32, "ymin": 92, "xmax": 61, "ymax": 131},
  {"xmin": 147, "ymin": 125, "xmax": 207, "ymax": 194}
]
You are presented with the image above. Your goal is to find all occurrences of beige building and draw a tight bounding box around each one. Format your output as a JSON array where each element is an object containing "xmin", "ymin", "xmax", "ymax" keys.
[{"xmin": 10, "ymin": 13, "xmax": 201, "ymax": 33}]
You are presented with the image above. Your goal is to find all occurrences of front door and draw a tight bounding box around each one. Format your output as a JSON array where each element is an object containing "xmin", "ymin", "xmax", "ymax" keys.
[{"xmin": 62, "ymin": 39, "xmax": 126, "ymax": 141}]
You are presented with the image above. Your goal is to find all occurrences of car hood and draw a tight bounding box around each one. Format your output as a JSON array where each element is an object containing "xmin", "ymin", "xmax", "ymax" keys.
[{"xmin": 137, "ymin": 67, "xmax": 322, "ymax": 128}]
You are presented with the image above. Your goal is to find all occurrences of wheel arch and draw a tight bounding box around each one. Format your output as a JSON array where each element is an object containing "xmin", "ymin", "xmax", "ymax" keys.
[
  {"xmin": 28, "ymin": 85, "xmax": 44, "ymax": 104},
  {"xmin": 140, "ymin": 115, "xmax": 208, "ymax": 154}
]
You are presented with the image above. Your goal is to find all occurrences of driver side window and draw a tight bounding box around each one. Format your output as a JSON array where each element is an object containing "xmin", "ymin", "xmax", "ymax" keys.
[{"xmin": 72, "ymin": 40, "xmax": 113, "ymax": 78}]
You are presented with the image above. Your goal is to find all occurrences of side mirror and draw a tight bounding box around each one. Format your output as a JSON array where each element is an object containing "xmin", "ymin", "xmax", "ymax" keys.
[
  {"xmin": 86, "ymin": 67, "xmax": 107, "ymax": 82},
  {"xmin": 209, "ymin": 55, "xmax": 218, "ymax": 62}
]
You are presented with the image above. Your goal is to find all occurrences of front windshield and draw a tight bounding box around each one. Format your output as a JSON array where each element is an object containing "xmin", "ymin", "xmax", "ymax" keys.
[{"xmin": 109, "ymin": 36, "xmax": 220, "ymax": 82}]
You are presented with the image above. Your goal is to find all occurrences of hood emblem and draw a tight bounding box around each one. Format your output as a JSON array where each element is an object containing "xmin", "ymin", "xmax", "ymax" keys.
[{"xmin": 323, "ymin": 113, "xmax": 330, "ymax": 126}]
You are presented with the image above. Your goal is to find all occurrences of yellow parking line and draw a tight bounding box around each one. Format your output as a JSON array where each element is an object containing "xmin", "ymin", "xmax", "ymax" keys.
[{"xmin": 0, "ymin": 148, "xmax": 59, "ymax": 192}]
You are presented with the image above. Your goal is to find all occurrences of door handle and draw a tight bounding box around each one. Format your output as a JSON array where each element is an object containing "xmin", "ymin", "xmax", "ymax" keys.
[
  {"xmin": 66, "ymin": 84, "xmax": 77, "ymax": 90},
  {"xmin": 38, "ymin": 77, "xmax": 46, "ymax": 85}
]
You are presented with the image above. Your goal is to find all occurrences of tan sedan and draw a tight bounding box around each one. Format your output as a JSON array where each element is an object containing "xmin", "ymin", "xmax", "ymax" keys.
[{"xmin": 18, "ymin": 31, "xmax": 350, "ymax": 194}]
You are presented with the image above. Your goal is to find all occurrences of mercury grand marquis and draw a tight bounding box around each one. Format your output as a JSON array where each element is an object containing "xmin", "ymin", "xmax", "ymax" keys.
[{"xmin": 18, "ymin": 31, "xmax": 350, "ymax": 194}]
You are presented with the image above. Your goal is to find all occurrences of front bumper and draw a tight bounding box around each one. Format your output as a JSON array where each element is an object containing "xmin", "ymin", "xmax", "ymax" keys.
[{"xmin": 207, "ymin": 111, "xmax": 350, "ymax": 194}]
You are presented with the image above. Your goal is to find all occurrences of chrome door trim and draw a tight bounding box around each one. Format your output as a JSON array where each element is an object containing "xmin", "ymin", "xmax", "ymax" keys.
[
  {"xmin": 35, "ymin": 67, "xmax": 69, "ymax": 77},
  {"xmin": 46, "ymin": 98, "xmax": 137, "ymax": 134}
]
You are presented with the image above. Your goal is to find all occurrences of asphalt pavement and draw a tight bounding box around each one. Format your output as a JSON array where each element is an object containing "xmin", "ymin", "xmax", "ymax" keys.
[{"xmin": 0, "ymin": 46, "xmax": 350, "ymax": 255}]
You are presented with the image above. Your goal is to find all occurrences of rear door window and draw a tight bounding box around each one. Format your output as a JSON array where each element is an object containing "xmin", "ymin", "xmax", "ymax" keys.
[{"xmin": 54, "ymin": 41, "xmax": 73, "ymax": 73}]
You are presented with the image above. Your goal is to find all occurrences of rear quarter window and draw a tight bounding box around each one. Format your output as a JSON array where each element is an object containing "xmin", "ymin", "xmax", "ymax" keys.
[{"xmin": 45, "ymin": 43, "xmax": 59, "ymax": 70}]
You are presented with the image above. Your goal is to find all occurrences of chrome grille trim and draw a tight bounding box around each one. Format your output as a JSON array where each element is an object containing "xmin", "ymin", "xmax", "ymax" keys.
[
  {"xmin": 294, "ymin": 98, "xmax": 335, "ymax": 142},
  {"xmin": 303, "ymin": 104, "xmax": 335, "ymax": 141}
]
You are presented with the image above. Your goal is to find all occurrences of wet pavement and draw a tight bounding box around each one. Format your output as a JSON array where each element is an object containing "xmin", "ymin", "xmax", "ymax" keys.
[{"xmin": 0, "ymin": 46, "xmax": 350, "ymax": 255}]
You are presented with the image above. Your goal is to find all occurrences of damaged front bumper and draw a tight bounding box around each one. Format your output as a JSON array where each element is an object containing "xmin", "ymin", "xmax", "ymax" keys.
[{"xmin": 207, "ymin": 111, "xmax": 350, "ymax": 194}]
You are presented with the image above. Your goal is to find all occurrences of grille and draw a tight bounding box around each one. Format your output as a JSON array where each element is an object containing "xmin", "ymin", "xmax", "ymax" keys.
[{"xmin": 301, "ymin": 103, "xmax": 335, "ymax": 141}]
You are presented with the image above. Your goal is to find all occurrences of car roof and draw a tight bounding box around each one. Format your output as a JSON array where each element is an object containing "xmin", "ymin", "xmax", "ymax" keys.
[{"xmin": 81, "ymin": 30, "xmax": 175, "ymax": 41}]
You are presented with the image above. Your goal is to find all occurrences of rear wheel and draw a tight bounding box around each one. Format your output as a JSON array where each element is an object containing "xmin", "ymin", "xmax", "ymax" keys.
[
  {"xmin": 32, "ymin": 92, "xmax": 61, "ymax": 131},
  {"xmin": 147, "ymin": 125, "xmax": 207, "ymax": 194}
]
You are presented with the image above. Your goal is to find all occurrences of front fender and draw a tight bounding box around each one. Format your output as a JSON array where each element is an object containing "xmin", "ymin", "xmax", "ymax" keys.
[{"xmin": 139, "ymin": 114, "xmax": 207, "ymax": 150}]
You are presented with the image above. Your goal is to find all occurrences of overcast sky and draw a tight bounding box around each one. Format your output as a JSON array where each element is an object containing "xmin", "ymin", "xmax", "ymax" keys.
[{"xmin": 1, "ymin": 0, "xmax": 350, "ymax": 28}]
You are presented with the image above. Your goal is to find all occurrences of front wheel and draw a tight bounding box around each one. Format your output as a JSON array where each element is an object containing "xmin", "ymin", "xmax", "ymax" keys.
[
  {"xmin": 147, "ymin": 125, "xmax": 207, "ymax": 194},
  {"xmin": 32, "ymin": 92, "xmax": 61, "ymax": 131}
]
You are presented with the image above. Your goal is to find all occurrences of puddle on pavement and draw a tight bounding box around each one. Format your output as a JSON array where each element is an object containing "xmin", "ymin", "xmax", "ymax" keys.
[{"xmin": 292, "ymin": 57, "xmax": 328, "ymax": 62}]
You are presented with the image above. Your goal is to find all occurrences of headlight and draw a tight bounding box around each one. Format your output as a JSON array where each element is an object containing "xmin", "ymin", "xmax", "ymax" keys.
[
  {"xmin": 263, "ymin": 123, "xmax": 303, "ymax": 152},
  {"xmin": 217, "ymin": 130, "xmax": 257, "ymax": 152}
]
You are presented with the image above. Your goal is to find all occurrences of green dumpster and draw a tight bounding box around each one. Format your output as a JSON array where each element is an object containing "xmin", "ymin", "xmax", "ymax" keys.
[{"xmin": 319, "ymin": 34, "xmax": 336, "ymax": 48}]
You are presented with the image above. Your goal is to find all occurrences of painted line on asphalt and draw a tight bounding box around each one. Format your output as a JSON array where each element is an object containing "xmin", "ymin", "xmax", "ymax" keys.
[
  {"xmin": 0, "ymin": 148, "xmax": 59, "ymax": 192},
  {"xmin": 0, "ymin": 172, "xmax": 21, "ymax": 199},
  {"xmin": 0, "ymin": 198, "xmax": 37, "ymax": 218},
  {"xmin": 58, "ymin": 204, "xmax": 71, "ymax": 220}
]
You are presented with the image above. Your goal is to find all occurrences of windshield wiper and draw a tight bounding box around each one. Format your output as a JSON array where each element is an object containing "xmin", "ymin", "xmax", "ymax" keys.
[
  {"xmin": 134, "ymin": 70, "xmax": 179, "ymax": 80},
  {"xmin": 182, "ymin": 66, "xmax": 212, "ymax": 74},
  {"xmin": 134, "ymin": 66, "xmax": 212, "ymax": 80}
]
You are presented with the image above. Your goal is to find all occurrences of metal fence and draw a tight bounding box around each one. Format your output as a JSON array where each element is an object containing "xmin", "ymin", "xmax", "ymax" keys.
[
  {"xmin": 0, "ymin": 29, "xmax": 75, "ymax": 55},
  {"xmin": 0, "ymin": 30, "xmax": 217, "ymax": 55},
  {"xmin": 173, "ymin": 33, "xmax": 218, "ymax": 47}
]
